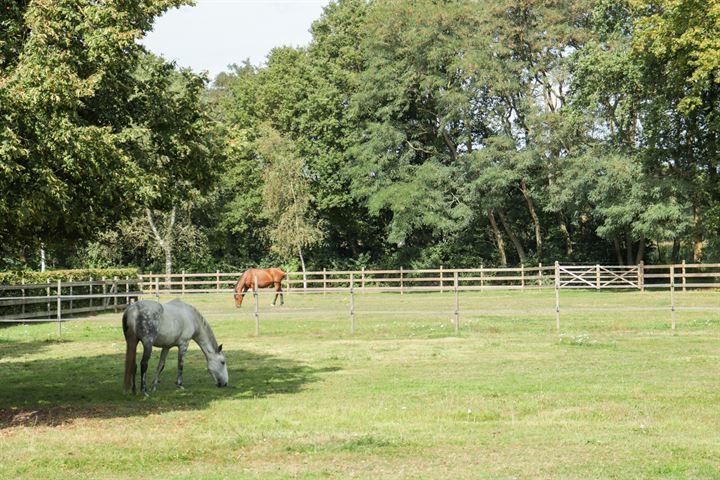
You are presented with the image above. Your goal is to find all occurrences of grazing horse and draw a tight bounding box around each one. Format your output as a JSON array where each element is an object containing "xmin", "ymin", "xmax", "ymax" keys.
[
  {"xmin": 123, "ymin": 299, "xmax": 228, "ymax": 395},
  {"xmin": 234, "ymin": 267, "xmax": 286, "ymax": 308}
]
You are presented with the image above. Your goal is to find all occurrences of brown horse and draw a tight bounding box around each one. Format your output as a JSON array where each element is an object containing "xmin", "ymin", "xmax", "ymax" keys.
[{"xmin": 233, "ymin": 268, "xmax": 286, "ymax": 308}]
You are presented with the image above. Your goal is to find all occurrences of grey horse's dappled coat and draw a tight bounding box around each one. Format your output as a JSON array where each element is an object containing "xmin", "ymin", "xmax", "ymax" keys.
[{"xmin": 123, "ymin": 299, "xmax": 228, "ymax": 395}]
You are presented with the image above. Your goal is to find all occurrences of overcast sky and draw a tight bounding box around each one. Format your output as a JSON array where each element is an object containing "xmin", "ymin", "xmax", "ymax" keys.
[{"xmin": 141, "ymin": 0, "xmax": 331, "ymax": 79}]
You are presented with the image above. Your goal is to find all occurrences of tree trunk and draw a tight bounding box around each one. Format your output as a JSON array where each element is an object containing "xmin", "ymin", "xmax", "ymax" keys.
[
  {"xmin": 497, "ymin": 208, "xmax": 526, "ymax": 263},
  {"xmin": 671, "ymin": 238, "xmax": 680, "ymax": 264},
  {"xmin": 487, "ymin": 210, "xmax": 508, "ymax": 266},
  {"xmin": 635, "ymin": 234, "xmax": 645, "ymax": 264},
  {"xmin": 693, "ymin": 204, "xmax": 703, "ymax": 262},
  {"xmin": 519, "ymin": 180, "xmax": 542, "ymax": 254},
  {"xmin": 146, "ymin": 207, "xmax": 176, "ymax": 288},
  {"xmin": 613, "ymin": 237, "xmax": 623, "ymax": 265},
  {"xmin": 625, "ymin": 231, "xmax": 633, "ymax": 266},
  {"xmin": 299, "ymin": 245, "xmax": 307, "ymax": 289},
  {"xmin": 558, "ymin": 213, "xmax": 572, "ymax": 256}
]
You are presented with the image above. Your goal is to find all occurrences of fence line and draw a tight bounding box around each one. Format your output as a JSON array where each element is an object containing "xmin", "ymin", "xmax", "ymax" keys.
[
  {"xmin": 1, "ymin": 263, "xmax": 717, "ymax": 336},
  {"xmin": 135, "ymin": 263, "xmax": 720, "ymax": 295}
]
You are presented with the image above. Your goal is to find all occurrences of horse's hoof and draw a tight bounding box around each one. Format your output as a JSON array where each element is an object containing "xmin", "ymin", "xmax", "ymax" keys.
[{"xmin": 176, "ymin": 384, "xmax": 185, "ymax": 390}]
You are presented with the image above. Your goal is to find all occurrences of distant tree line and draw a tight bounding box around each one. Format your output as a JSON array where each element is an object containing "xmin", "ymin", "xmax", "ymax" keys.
[{"xmin": 1, "ymin": 0, "xmax": 718, "ymax": 274}]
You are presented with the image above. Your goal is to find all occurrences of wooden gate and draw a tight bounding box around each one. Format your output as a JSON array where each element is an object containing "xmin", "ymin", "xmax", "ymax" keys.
[{"xmin": 558, "ymin": 265, "xmax": 641, "ymax": 289}]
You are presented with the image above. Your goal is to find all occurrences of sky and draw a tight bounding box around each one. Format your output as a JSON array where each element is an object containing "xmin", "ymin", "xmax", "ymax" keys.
[{"xmin": 141, "ymin": 0, "xmax": 331, "ymax": 79}]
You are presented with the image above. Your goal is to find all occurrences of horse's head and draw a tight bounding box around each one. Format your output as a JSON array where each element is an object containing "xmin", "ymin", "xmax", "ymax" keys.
[
  {"xmin": 234, "ymin": 290, "xmax": 244, "ymax": 308},
  {"xmin": 206, "ymin": 344, "xmax": 228, "ymax": 387}
]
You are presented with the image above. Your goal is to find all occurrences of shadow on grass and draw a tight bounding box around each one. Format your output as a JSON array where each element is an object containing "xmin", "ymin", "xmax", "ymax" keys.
[
  {"xmin": 0, "ymin": 347, "xmax": 333, "ymax": 429},
  {"xmin": 0, "ymin": 338, "xmax": 71, "ymax": 359}
]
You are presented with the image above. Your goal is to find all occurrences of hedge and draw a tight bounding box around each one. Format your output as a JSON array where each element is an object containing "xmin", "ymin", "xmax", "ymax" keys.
[{"xmin": 0, "ymin": 268, "xmax": 139, "ymax": 285}]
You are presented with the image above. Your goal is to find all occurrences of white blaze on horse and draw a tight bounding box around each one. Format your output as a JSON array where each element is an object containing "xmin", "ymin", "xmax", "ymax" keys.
[
  {"xmin": 122, "ymin": 299, "xmax": 228, "ymax": 395},
  {"xmin": 233, "ymin": 268, "xmax": 286, "ymax": 308}
]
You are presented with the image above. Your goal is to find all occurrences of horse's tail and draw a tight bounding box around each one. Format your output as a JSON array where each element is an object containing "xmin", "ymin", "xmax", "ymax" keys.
[{"xmin": 122, "ymin": 305, "xmax": 139, "ymax": 393}]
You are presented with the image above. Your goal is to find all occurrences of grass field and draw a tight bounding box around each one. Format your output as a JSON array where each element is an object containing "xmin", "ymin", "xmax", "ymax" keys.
[{"xmin": 0, "ymin": 289, "xmax": 718, "ymax": 479}]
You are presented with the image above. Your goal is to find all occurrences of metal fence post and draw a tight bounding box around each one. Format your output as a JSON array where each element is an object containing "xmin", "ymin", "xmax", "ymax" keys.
[
  {"xmin": 453, "ymin": 271, "xmax": 459, "ymax": 334},
  {"xmin": 538, "ymin": 263, "xmax": 542, "ymax": 288},
  {"xmin": 56, "ymin": 279, "xmax": 62, "ymax": 337},
  {"xmin": 670, "ymin": 264, "xmax": 676, "ymax": 330},
  {"xmin": 555, "ymin": 261, "xmax": 561, "ymax": 331},
  {"xmin": 254, "ymin": 273, "xmax": 260, "ymax": 336},
  {"xmin": 350, "ymin": 273, "xmax": 355, "ymax": 334}
]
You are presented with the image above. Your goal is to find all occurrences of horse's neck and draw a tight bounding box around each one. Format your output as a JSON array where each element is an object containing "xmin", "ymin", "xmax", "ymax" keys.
[{"xmin": 192, "ymin": 317, "xmax": 218, "ymax": 355}]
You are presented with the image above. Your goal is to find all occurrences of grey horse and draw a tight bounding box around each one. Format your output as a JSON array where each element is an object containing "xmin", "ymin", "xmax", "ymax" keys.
[{"xmin": 122, "ymin": 299, "xmax": 228, "ymax": 395}]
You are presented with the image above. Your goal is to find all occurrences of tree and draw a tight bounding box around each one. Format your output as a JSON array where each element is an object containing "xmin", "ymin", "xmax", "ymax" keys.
[
  {"xmin": 256, "ymin": 125, "xmax": 324, "ymax": 286},
  {"xmin": 0, "ymin": 1, "xmax": 218, "ymax": 265}
]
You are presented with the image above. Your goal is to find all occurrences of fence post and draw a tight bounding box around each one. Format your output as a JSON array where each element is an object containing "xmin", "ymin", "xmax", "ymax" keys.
[
  {"xmin": 350, "ymin": 273, "xmax": 355, "ymax": 334},
  {"xmin": 113, "ymin": 276, "xmax": 118, "ymax": 312},
  {"xmin": 480, "ymin": 265, "xmax": 485, "ymax": 289},
  {"xmin": 681, "ymin": 260, "xmax": 686, "ymax": 292},
  {"xmin": 21, "ymin": 279, "xmax": 25, "ymax": 316},
  {"xmin": 440, "ymin": 265, "xmax": 444, "ymax": 293},
  {"xmin": 596, "ymin": 264, "xmax": 600, "ymax": 290},
  {"xmin": 639, "ymin": 261, "xmax": 645, "ymax": 292},
  {"xmin": 57, "ymin": 279, "xmax": 62, "ymax": 337},
  {"xmin": 47, "ymin": 279, "xmax": 51, "ymax": 319},
  {"xmin": 670, "ymin": 264, "xmax": 676, "ymax": 330},
  {"xmin": 400, "ymin": 266, "xmax": 404, "ymax": 294},
  {"xmin": 323, "ymin": 268, "xmax": 327, "ymax": 295},
  {"xmin": 453, "ymin": 271, "xmax": 459, "ymax": 334},
  {"xmin": 155, "ymin": 277, "xmax": 160, "ymax": 301},
  {"xmin": 521, "ymin": 263, "xmax": 525, "ymax": 289},
  {"xmin": 554, "ymin": 261, "xmax": 560, "ymax": 332},
  {"xmin": 182, "ymin": 270, "xmax": 186, "ymax": 295},
  {"xmin": 89, "ymin": 277, "xmax": 94, "ymax": 309},
  {"xmin": 538, "ymin": 263, "xmax": 542, "ymax": 288},
  {"xmin": 125, "ymin": 276, "xmax": 130, "ymax": 305},
  {"xmin": 361, "ymin": 267, "xmax": 366, "ymax": 292},
  {"xmin": 216, "ymin": 270, "xmax": 220, "ymax": 292},
  {"xmin": 69, "ymin": 276, "xmax": 73, "ymax": 313},
  {"xmin": 254, "ymin": 273, "xmax": 260, "ymax": 336},
  {"xmin": 102, "ymin": 276, "xmax": 107, "ymax": 307}
]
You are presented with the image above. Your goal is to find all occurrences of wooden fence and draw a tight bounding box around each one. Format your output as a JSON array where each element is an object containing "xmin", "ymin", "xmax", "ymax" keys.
[
  {"xmin": 0, "ymin": 277, "xmax": 142, "ymax": 324},
  {"xmin": 136, "ymin": 262, "xmax": 720, "ymax": 295}
]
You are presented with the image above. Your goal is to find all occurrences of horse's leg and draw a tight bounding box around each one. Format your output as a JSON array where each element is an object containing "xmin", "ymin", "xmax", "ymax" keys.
[
  {"xmin": 272, "ymin": 282, "xmax": 282, "ymax": 306},
  {"xmin": 151, "ymin": 347, "xmax": 170, "ymax": 393},
  {"xmin": 176, "ymin": 341, "xmax": 189, "ymax": 389},
  {"xmin": 131, "ymin": 339, "xmax": 139, "ymax": 395},
  {"xmin": 140, "ymin": 340, "xmax": 153, "ymax": 396}
]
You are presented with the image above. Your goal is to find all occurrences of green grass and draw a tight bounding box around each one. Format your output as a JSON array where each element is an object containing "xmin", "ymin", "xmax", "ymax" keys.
[{"xmin": 0, "ymin": 290, "xmax": 718, "ymax": 479}]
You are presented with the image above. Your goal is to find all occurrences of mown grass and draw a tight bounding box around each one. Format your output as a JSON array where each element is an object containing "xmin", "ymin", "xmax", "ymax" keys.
[{"xmin": 0, "ymin": 289, "xmax": 718, "ymax": 479}]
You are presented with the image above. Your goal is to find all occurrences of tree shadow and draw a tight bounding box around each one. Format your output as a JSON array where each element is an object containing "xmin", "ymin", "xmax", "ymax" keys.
[
  {"xmin": 0, "ymin": 338, "xmax": 71, "ymax": 359},
  {"xmin": 0, "ymin": 347, "xmax": 335, "ymax": 429}
]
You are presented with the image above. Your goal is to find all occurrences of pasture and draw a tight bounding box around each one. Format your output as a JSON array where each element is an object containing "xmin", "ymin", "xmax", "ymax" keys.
[{"xmin": 0, "ymin": 290, "xmax": 718, "ymax": 479}]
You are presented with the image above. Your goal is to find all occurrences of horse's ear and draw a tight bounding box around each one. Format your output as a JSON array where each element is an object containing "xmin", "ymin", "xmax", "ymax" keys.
[{"xmin": 218, "ymin": 344, "xmax": 223, "ymax": 353}]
